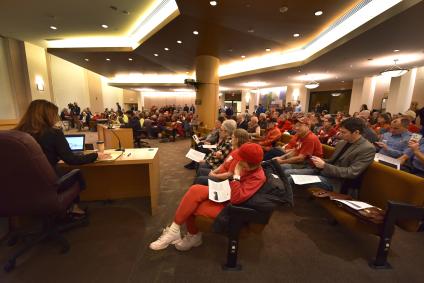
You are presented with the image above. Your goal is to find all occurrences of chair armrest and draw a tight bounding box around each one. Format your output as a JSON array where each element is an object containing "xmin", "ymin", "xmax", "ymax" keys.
[
  {"xmin": 228, "ymin": 204, "xmax": 271, "ymax": 225},
  {"xmin": 382, "ymin": 201, "xmax": 424, "ymax": 234},
  {"xmin": 56, "ymin": 169, "xmax": 86, "ymax": 193}
]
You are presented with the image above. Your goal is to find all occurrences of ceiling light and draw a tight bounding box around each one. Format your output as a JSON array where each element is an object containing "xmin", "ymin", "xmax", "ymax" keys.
[
  {"xmin": 393, "ymin": 49, "xmax": 400, "ymax": 52},
  {"xmin": 164, "ymin": 47, "xmax": 169, "ymax": 51},
  {"xmin": 243, "ymin": 81, "xmax": 268, "ymax": 88},
  {"xmin": 380, "ymin": 59, "xmax": 408, "ymax": 77},
  {"xmin": 305, "ymin": 81, "xmax": 320, "ymax": 89},
  {"xmin": 193, "ymin": 30, "xmax": 199, "ymax": 35},
  {"xmin": 186, "ymin": 72, "xmax": 190, "ymax": 74},
  {"xmin": 279, "ymin": 6, "xmax": 289, "ymax": 14},
  {"xmin": 50, "ymin": 26, "xmax": 57, "ymax": 30},
  {"xmin": 101, "ymin": 24, "xmax": 109, "ymax": 29},
  {"xmin": 241, "ymin": 55, "xmax": 246, "ymax": 58},
  {"xmin": 177, "ymin": 40, "xmax": 182, "ymax": 44},
  {"xmin": 84, "ymin": 58, "xmax": 89, "ymax": 62},
  {"xmin": 106, "ymin": 58, "xmax": 111, "ymax": 61},
  {"xmin": 315, "ymin": 11, "xmax": 323, "ymax": 16},
  {"xmin": 293, "ymin": 33, "xmax": 300, "ymax": 38},
  {"xmin": 265, "ymin": 48, "xmax": 271, "ymax": 52},
  {"xmin": 154, "ymin": 53, "xmax": 159, "ymax": 57},
  {"xmin": 331, "ymin": 93, "xmax": 342, "ymax": 97},
  {"xmin": 128, "ymin": 58, "xmax": 133, "ymax": 61},
  {"xmin": 210, "ymin": 1, "xmax": 217, "ymax": 6},
  {"xmin": 248, "ymin": 28, "xmax": 255, "ymax": 33}
]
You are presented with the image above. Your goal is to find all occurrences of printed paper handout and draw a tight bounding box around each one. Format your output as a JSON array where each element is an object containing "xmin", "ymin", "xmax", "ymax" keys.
[
  {"xmin": 192, "ymin": 135, "xmax": 201, "ymax": 144},
  {"xmin": 334, "ymin": 199, "xmax": 374, "ymax": 210},
  {"xmin": 208, "ymin": 179, "xmax": 231, "ymax": 203},
  {"xmin": 185, "ymin": 149, "xmax": 206, "ymax": 162},
  {"xmin": 374, "ymin": 153, "xmax": 400, "ymax": 170},
  {"xmin": 202, "ymin": 144, "xmax": 217, "ymax": 149},
  {"xmin": 290, "ymin": 175, "xmax": 321, "ymax": 185}
]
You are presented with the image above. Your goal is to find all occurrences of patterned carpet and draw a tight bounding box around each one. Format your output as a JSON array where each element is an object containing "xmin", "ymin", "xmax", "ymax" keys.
[{"xmin": 0, "ymin": 131, "xmax": 423, "ymax": 283}]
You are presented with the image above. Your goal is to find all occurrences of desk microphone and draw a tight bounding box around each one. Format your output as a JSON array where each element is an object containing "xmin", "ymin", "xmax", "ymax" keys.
[{"xmin": 110, "ymin": 128, "xmax": 125, "ymax": 152}]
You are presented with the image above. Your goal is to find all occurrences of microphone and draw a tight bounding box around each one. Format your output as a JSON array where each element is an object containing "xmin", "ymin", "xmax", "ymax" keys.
[{"xmin": 110, "ymin": 127, "xmax": 125, "ymax": 152}]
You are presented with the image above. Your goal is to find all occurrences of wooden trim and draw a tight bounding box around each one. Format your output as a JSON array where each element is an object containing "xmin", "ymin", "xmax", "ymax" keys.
[{"xmin": 0, "ymin": 119, "xmax": 18, "ymax": 130}]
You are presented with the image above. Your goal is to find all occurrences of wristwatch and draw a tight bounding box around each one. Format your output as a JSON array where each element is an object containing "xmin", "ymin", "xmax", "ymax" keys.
[{"xmin": 233, "ymin": 175, "xmax": 241, "ymax": 181}]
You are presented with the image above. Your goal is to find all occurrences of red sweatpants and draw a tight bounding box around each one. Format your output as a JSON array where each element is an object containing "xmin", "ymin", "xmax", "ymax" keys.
[{"xmin": 174, "ymin": 184, "xmax": 225, "ymax": 234}]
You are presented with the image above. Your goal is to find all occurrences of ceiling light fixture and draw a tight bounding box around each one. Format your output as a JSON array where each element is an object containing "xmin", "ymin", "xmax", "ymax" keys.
[
  {"xmin": 331, "ymin": 93, "xmax": 342, "ymax": 97},
  {"xmin": 128, "ymin": 58, "xmax": 133, "ymax": 61},
  {"xmin": 380, "ymin": 59, "xmax": 408, "ymax": 77},
  {"xmin": 106, "ymin": 58, "xmax": 111, "ymax": 61},
  {"xmin": 241, "ymin": 55, "xmax": 246, "ymax": 58},
  {"xmin": 177, "ymin": 40, "xmax": 182, "ymax": 44},
  {"xmin": 305, "ymin": 81, "xmax": 320, "ymax": 89},
  {"xmin": 193, "ymin": 30, "xmax": 199, "ymax": 35},
  {"xmin": 210, "ymin": 1, "xmax": 217, "ymax": 6},
  {"xmin": 50, "ymin": 26, "xmax": 57, "ymax": 30},
  {"xmin": 293, "ymin": 33, "xmax": 300, "ymax": 38},
  {"xmin": 315, "ymin": 11, "xmax": 323, "ymax": 16},
  {"xmin": 393, "ymin": 49, "xmax": 400, "ymax": 52},
  {"xmin": 279, "ymin": 6, "xmax": 289, "ymax": 14},
  {"xmin": 154, "ymin": 53, "xmax": 159, "ymax": 56},
  {"xmin": 247, "ymin": 28, "xmax": 255, "ymax": 33},
  {"xmin": 265, "ymin": 48, "xmax": 271, "ymax": 52},
  {"xmin": 84, "ymin": 58, "xmax": 89, "ymax": 62},
  {"xmin": 164, "ymin": 47, "xmax": 169, "ymax": 51},
  {"xmin": 101, "ymin": 24, "xmax": 109, "ymax": 29}
]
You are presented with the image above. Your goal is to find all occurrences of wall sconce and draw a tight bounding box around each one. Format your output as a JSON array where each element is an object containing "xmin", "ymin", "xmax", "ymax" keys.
[{"xmin": 35, "ymin": 75, "xmax": 45, "ymax": 91}]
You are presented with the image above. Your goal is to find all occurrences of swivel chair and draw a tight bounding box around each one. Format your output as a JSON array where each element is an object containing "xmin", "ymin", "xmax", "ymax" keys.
[{"xmin": 0, "ymin": 130, "xmax": 87, "ymax": 272}]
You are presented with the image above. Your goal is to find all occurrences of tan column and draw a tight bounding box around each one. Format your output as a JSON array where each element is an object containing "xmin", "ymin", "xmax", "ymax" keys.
[
  {"xmin": 386, "ymin": 68, "xmax": 417, "ymax": 114},
  {"xmin": 195, "ymin": 55, "xmax": 219, "ymax": 129}
]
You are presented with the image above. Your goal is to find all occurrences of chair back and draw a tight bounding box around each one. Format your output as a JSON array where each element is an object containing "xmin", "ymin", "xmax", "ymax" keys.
[{"xmin": 0, "ymin": 130, "xmax": 61, "ymax": 216}]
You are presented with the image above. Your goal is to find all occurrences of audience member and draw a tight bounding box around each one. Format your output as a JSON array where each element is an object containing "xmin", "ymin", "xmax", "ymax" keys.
[
  {"xmin": 399, "ymin": 138, "xmax": 424, "ymax": 177},
  {"xmin": 375, "ymin": 118, "xmax": 411, "ymax": 158}
]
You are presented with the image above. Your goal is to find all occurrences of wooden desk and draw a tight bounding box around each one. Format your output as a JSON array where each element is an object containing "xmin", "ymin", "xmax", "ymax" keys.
[
  {"xmin": 97, "ymin": 124, "xmax": 134, "ymax": 149},
  {"xmin": 58, "ymin": 148, "xmax": 160, "ymax": 215}
]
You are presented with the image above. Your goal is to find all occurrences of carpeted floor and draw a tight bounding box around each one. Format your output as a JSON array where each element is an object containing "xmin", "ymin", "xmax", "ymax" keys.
[{"xmin": 1, "ymin": 132, "xmax": 423, "ymax": 283}]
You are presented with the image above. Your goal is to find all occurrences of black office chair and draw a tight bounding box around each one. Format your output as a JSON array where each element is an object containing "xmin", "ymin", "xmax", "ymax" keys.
[{"xmin": 0, "ymin": 131, "xmax": 88, "ymax": 272}]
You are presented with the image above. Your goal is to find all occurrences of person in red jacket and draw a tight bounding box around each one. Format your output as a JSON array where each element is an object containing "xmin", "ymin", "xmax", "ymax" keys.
[
  {"xmin": 256, "ymin": 118, "xmax": 282, "ymax": 152},
  {"xmin": 277, "ymin": 113, "xmax": 293, "ymax": 133},
  {"xmin": 318, "ymin": 116, "xmax": 337, "ymax": 144},
  {"xmin": 149, "ymin": 143, "xmax": 266, "ymax": 251}
]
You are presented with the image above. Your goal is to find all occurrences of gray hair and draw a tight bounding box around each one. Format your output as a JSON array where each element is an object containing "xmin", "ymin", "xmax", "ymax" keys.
[{"xmin": 222, "ymin": 119, "xmax": 237, "ymax": 136}]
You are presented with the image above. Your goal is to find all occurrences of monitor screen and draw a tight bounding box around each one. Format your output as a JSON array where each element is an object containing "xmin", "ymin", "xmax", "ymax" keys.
[{"xmin": 65, "ymin": 135, "xmax": 85, "ymax": 151}]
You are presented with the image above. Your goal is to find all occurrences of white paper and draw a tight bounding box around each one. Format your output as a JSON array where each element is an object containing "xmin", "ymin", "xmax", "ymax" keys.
[
  {"xmin": 185, "ymin": 148, "xmax": 206, "ymax": 162},
  {"xmin": 192, "ymin": 135, "xmax": 200, "ymax": 144},
  {"xmin": 334, "ymin": 199, "xmax": 374, "ymax": 210},
  {"xmin": 208, "ymin": 179, "xmax": 231, "ymax": 203},
  {"xmin": 96, "ymin": 151, "xmax": 123, "ymax": 162},
  {"xmin": 374, "ymin": 153, "xmax": 400, "ymax": 170},
  {"xmin": 291, "ymin": 175, "xmax": 321, "ymax": 185},
  {"xmin": 202, "ymin": 144, "xmax": 217, "ymax": 149}
]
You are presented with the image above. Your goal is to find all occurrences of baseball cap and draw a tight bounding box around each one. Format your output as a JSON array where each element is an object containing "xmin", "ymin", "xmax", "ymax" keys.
[
  {"xmin": 403, "ymin": 110, "xmax": 416, "ymax": 119},
  {"xmin": 233, "ymin": 143, "xmax": 263, "ymax": 165}
]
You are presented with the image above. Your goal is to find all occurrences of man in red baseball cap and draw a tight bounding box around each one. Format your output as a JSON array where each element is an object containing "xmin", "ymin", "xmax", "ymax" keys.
[{"xmin": 150, "ymin": 143, "xmax": 266, "ymax": 252}]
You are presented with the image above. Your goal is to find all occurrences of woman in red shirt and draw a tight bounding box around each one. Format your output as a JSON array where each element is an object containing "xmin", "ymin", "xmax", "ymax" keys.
[
  {"xmin": 194, "ymin": 129, "xmax": 250, "ymax": 185},
  {"xmin": 149, "ymin": 143, "xmax": 266, "ymax": 251}
]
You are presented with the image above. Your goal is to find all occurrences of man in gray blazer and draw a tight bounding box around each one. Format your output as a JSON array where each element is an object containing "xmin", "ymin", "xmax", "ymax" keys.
[{"xmin": 283, "ymin": 117, "xmax": 376, "ymax": 195}]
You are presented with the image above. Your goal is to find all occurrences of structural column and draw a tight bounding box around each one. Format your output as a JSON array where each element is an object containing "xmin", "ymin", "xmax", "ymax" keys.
[
  {"xmin": 195, "ymin": 55, "xmax": 220, "ymax": 129},
  {"xmin": 348, "ymin": 77, "xmax": 376, "ymax": 115},
  {"xmin": 386, "ymin": 68, "xmax": 417, "ymax": 114}
]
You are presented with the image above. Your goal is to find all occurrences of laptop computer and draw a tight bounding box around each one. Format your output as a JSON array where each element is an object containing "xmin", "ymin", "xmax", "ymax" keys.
[{"xmin": 65, "ymin": 134, "xmax": 85, "ymax": 154}]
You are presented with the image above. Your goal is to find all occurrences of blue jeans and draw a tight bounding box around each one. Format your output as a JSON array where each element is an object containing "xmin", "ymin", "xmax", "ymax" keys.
[
  {"xmin": 283, "ymin": 168, "xmax": 334, "ymax": 192},
  {"xmin": 263, "ymin": 147, "xmax": 285, "ymax": 161}
]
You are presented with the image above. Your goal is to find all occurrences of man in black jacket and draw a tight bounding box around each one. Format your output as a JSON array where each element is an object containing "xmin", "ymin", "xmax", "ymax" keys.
[{"xmin": 122, "ymin": 111, "xmax": 143, "ymax": 147}]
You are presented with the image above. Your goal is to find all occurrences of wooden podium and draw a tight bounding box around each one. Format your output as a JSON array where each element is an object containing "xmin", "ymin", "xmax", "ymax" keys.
[{"xmin": 97, "ymin": 124, "xmax": 134, "ymax": 149}]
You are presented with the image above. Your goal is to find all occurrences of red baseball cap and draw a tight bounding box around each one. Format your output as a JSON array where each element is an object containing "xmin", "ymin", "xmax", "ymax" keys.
[{"xmin": 233, "ymin": 143, "xmax": 263, "ymax": 164}]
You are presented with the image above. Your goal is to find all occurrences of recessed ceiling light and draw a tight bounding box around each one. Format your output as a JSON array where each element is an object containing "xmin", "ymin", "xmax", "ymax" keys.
[
  {"xmin": 177, "ymin": 40, "xmax": 182, "ymax": 44},
  {"xmin": 186, "ymin": 72, "xmax": 190, "ymax": 74},
  {"xmin": 394, "ymin": 49, "xmax": 400, "ymax": 52},
  {"xmin": 279, "ymin": 6, "xmax": 289, "ymax": 14},
  {"xmin": 248, "ymin": 28, "xmax": 255, "ymax": 33},
  {"xmin": 84, "ymin": 58, "xmax": 89, "ymax": 62},
  {"xmin": 164, "ymin": 47, "xmax": 169, "ymax": 51},
  {"xmin": 101, "ymin": 24, "xmax": 109, "ymax": 29},
  {"xmin": 50, "ymin": 26, "xmax": 57, "ymax": 30},
  {"xmin": 265, "ymin": 48, "xmax": 271, "ymax": 52},
  {"xmin": 341, "ymin": 80, "xmax": 345, "ymax": 83},
  {"xmin": 298, "ymin": 70, "xmax": 301, "ymax": 73},
  {"xmin": 293, "ymin": 33, "xmax": 300, "ymax": 38},
  {"xmin": 241, "ymin": 55, "xmax": 246, "ymax": 58},
  {"xmin": 128, "ymin": 58, "xmax": 133, "ymax": 61},
  {"xmin": 227, "ymin": 48, "xmax": 233, "ymax": 52},
  {"xmin": 315, "ymin": 11, "xmax": 323, "ymax": 16},
  {"xmin": 210, "ymin": 1, "xmax": 217, "ymax": 6},
  {"xmin": 154, "ymin": 53, "xmax": 159, "ymax": 57},
  {"xmin": 193, "ymin": 30, "xmax": 199, "ymax": 35},
  {"xmin": 106, "ymin": 58, "xmax": 111, "ymax": 61}
]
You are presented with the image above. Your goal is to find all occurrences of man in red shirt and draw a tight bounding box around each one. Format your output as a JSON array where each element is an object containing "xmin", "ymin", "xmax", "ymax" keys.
[
  {"xmin": 256, "ymin": 118, "xmax": 282, "ymax": 152},
  {"xmin": 318, "ymin": 116, "xmax": 337, "ymax": 144},
  {"xmin": 274, "ymin": 117, "xmax": 323, "ymax": 171},
  {"xmin": 278, "ymin": 113, "xmax": 293, "ymax": 133}
]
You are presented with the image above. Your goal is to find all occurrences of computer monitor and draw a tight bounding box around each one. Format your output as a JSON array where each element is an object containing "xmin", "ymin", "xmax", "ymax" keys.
[{"xmin": 64, "ymin": 134, "xmax": 85, "ymax": 152}]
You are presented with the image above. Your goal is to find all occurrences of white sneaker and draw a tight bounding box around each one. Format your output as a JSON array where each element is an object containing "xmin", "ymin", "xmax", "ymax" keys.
[
  {"xmin": 149, "ymin": 227, "xmax": 181, "ymax": 250},
  {"xmin": 175, "ymin": 233, "xmax": 202, "ymax": 251}
]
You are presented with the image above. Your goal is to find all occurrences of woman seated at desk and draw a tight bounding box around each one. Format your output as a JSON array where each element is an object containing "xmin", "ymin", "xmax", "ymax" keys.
[{"xmin": 15, "ymin": 99, "xmax": 109, "ymax": 217}]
